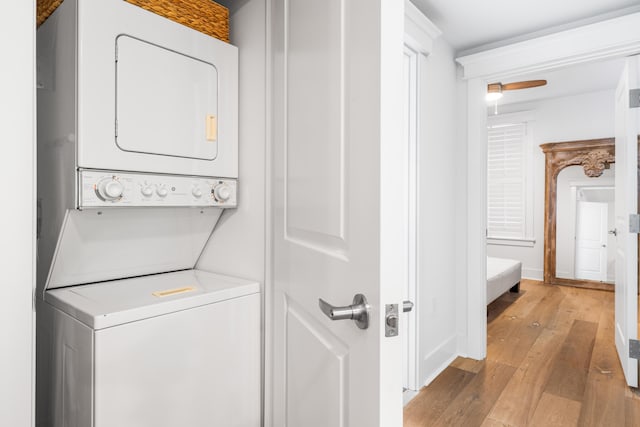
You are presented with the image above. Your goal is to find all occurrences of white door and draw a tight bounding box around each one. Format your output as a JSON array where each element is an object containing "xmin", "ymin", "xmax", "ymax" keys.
[
  {"xmin": 614, "ymin": 55, "xmax": 639, "ymax": 388},
  {"xmin": 575, "ymin": 201, "xmax": 608, "ymax": 281},
  {"xmin": 271, "ymin": 0, "xmax": 405, "ymax": 425}
]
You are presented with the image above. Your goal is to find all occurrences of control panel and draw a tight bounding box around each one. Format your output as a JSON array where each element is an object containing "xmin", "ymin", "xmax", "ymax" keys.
[{"xmin": 79, "ymin": 170, "xmax": 237, "ymax": 208}]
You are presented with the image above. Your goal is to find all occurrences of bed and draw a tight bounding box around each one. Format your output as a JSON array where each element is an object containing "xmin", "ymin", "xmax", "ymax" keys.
[{"xmin": 487, "ymin": 257, "xmax": 522, "ymax": 305}]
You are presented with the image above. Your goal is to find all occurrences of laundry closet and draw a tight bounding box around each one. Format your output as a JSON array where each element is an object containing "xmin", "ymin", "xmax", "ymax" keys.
[{"xmin": 35, "ymin": 0, "xmax": 267, "ymax": 426}]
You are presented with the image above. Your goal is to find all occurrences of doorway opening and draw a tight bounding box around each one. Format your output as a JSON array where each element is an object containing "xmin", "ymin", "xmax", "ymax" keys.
[{"xmin": 479, "ymin": 53, "xmax": 639, "ymax": 388}]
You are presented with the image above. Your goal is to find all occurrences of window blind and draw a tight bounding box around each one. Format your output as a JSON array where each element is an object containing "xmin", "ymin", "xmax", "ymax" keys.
[{"xmin": 487, "ymin": 123, "xmax": 527, "ymax": 239}]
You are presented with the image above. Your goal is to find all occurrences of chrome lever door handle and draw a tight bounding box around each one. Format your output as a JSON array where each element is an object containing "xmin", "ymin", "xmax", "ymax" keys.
[
  {"xmin": 318, "ymin": 293, "xmax": 369, "ymax": 329},
  {"xmin": 402, "ymin": 300, "xmax": 414, "ymax": 313}
]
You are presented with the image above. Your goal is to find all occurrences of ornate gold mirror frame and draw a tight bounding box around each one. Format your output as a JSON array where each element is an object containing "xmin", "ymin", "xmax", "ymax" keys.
[{"xmin": 541, "ymin": 138, "xmax": 616, "ymax": 291}]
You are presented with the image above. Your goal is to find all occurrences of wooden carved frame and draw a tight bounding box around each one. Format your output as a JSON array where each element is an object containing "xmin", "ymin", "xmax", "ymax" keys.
[{"xmin": 541, "ymin": 138, "xmax": 616, "ymax": 291}]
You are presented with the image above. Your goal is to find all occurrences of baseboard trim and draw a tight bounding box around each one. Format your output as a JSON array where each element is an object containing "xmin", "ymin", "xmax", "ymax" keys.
[
  {"xmin": 419, "ymin": 335, "xmax": 457, "ymax": 388},
  {"xmin": 403, "ymin": 389, "xmax": 419, "ymax": 406},
  {"xmin": 522, "ymin": 267, "xmax": 543, "ymax": 281}
]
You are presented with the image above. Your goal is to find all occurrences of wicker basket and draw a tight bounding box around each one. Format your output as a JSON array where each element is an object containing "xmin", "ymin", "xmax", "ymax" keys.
[
  {"xmin": 37, "ymin": 0, "xmax": 64, "ymax": 27},
  {"xmin": 36, "ymin": 0, "xmax": 230, "ymax": 43},
  {"xmin": 125, "ymin": 0, "xmax": 229, "ymax": 42}
]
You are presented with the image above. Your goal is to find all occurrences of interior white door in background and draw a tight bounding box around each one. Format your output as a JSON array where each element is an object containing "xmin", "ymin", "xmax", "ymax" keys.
[
  {"xmin": 575, "ymin": 201, "xmax": 608, "ymax": 282},
  {"xmin": 271, "ymin": 0, "xmax": 405, "ymax": 425},
  {"xmin": 614, "ymin": 55, "xmax": 639, "ymax": 388}
]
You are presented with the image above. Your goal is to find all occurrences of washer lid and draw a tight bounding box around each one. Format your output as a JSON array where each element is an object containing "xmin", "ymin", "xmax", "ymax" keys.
[{"xmin": 44, "ymin": 270, "xmax": 260, "ymax": 330}]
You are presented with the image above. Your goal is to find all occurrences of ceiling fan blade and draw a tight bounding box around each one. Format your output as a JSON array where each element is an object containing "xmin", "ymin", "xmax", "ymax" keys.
[{"xmin": 501, "ymin": 80, "xmax": 547, "ymax": 91}]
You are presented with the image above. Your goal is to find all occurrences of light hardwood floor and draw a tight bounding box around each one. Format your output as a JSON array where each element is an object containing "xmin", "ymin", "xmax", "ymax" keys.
[{"xmin": 404, "ymin": 279, "xmax": 640, "ymax": 427}]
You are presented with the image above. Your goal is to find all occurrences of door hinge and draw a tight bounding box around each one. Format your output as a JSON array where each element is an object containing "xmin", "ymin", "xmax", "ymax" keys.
[
  {"xmin": 630, "ymin": 339, "xmax": 640, "ymax": 360},
  {"xmin": 630, "ymin": 214, "xmax": 640, "ymax": 234},
  {"xmin": 631, "ymin": 89, "xmax": 640, "ymax": 108}
]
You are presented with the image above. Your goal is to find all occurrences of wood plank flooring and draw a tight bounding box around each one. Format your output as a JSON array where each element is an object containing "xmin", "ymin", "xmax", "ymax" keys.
[{"xmin": 404, "ymin": 279, "xmax": 640, "ymax": 427}]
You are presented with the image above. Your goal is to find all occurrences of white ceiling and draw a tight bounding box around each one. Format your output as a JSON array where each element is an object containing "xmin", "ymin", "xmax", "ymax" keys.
[
  {"xmin": 496, "ymin": 57, "xmax": 626, "ymax": 106},
  {"xmin": 222, "ymin": 0, "xmax": 628, "ymax": 105},
  {"xmin": 411, "ymin": 0, "xmax": 640, "ymax": 53}
]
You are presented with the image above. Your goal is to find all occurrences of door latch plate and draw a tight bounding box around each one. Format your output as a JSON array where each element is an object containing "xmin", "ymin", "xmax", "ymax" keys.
[
  {"xmin": 631, "ymin": 89, "xmax": 640, "ymax": 108},
  {"xmin": 631, "ymin": 339, "xmax": 640, "ymax": 360},
  {"xmin": 385, "ymin": 304, "xmax": 399, "ymax": 337},
  {"xmin": 630, "ymin": 214, "xmax": 640, "ymax": 234}
]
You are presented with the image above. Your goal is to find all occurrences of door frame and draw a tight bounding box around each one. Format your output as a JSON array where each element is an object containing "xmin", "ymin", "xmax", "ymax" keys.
[
  {"xmin": 402, "ymin": 0, "xmax": 442, "ymax": 395},
  {"xmin": 1, "ymin": 2, "xmax": 36, "ymax": 426},
  {"xmin": 456, "ymin": 12, "xmax": 640, "ymax": 359},
  {"xmin": 402, "ymin": 43, "xmax": 419, "ymax": 394}
]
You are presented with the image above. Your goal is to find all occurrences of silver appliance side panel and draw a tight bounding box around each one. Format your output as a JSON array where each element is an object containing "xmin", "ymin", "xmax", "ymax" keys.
[
  {"xmin": 45, "ymin": 207, "xmax": 223, "ymax": 290},
  {"xmin": 36, "ymin": 300, "xmax": 94, "ymax": 427},
  {"xmin": 36, "ymin": 0, "xmax": 79, "ymax": 296}
]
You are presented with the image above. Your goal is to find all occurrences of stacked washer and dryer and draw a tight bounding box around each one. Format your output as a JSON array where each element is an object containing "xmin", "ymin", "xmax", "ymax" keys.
[{"xmin": 36, "ymin": 1, "xmax": 260, "ymax": 426}]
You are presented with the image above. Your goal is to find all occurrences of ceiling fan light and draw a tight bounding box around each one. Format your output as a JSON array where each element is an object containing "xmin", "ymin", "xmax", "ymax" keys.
[{"xmin": 486, "ymin": 91, "xmax": 503, "ymax": 102}]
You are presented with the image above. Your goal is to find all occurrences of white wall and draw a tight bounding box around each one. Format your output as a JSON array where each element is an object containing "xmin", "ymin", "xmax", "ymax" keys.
[
  {"xmin": 416, "ymin": 36, "xmax": 459, "ymax": 386},
  {"xmin": 197, "ymin": 0, "xmax": 266, "ymax": 284},
  {"xmin": 0, "ymin": 2, "xmax": 35, "ymax": 426},
  {"xmin": 486, "ymin": 89, "xmax": 616, "ymax": 280}
]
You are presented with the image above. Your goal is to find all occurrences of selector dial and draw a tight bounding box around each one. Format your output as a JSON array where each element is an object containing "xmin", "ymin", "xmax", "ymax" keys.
[
  {"xmin": 192, "ymin": 187, "xmax": 203, "ymax": 198},
  {"xmin": 156, "ymin": 186, "xmax": 169, "ymax": 198},
  {"xmin": 213, "ymin": 183, "xmax": 232, "ymax": 202},
  {"xmin": 141, "ymin": 185, "xmax": 154, "ymax": 197},
  {"xmin": 96, "ymin": 177, "xmax": 124, "ymax": 201}
]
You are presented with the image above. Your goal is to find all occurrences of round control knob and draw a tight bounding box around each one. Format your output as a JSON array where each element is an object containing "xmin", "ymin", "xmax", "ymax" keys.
[
  {"xmin": 192, "ymin": 187, "xmax": 203, "ymax": 198},
  {"xmin": 141, "ymin": 185, "xmax": 154, "ymax": 197},
  {"xmin": 213, "ymin": 183, "xmax": 232, "ymax": 202},
  {"xmin": 96, "ymin": 178, "xmax": 124, "ymax": 201},
  {"xmin": 156, "ymin": 186, "xmax": 169, "ymax": 198}
]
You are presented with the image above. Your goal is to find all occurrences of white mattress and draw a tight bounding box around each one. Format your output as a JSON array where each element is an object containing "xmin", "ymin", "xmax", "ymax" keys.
[{"xmin": 487, "ymin": 257, "xmax": 522, "ymax": 304}]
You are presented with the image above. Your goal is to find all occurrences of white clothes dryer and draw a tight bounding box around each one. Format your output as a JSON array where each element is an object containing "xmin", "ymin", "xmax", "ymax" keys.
[{"xmin": 37, "ymin": 0, "xmax": 238, "ymax": 178}]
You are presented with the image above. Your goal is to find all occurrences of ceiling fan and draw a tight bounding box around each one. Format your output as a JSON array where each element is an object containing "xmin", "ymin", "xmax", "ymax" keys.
[
  {"xmin": 486, "ymin": 79, "xmax": 547, "ymax": 114},
  {"xmin": 486, "ymin": 79, "xmax": 547, "ymax": 101}
]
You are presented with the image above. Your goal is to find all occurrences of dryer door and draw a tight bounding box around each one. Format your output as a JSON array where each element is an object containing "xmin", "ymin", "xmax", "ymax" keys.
[
  {"xmin": 116, "ymin": 35, "xmax": 218, "ymax": 160},
  {"xmin": 73, "ymin": 0, "xmax": 237, "ymax": 178}
]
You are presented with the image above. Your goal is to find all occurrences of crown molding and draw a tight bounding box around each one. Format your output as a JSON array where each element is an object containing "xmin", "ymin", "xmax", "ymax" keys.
[
  {"xmin": 456, "ymin": 12, "xmax": 640, "ymax": 80},
  {"xmin": 404, "ymin": 0, "xmax": 441, "ymax": 54}
]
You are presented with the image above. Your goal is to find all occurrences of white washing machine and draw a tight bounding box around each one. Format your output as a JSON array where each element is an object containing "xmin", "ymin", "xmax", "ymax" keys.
[{"xmin": 39, "ymin": 270, "xmax": 260, "ymax": 427}]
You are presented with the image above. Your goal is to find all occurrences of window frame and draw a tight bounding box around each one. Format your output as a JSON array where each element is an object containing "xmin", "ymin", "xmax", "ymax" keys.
[{"xmin": 486, "ymin": 111, "xmax": 536, "ymax": 246}]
